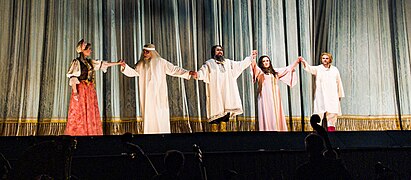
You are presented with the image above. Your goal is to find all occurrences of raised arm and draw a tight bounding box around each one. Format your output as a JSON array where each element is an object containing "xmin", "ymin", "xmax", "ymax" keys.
[
  {"xmin": 250, "ymin": 59, "xmax": 264, "ymax": 83},
  {"xmin": 277, "ymin": 57, "xmax": 300, "ymax": 78},
  {"xmin": 299, "ymin": 56, "xmax": 317, "ymax": 75},
  {"xmin": 232, "ymin": 50, "xmax": 258, "ymax": 79}
]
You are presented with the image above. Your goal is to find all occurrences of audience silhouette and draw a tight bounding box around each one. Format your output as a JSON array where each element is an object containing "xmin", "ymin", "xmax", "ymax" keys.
[
  {"xmin": 0, "ymin": 153, "xmax": 11, "ymax": 179},
  {"xmin": 374, "ymin": 161, "xmax": 399, "ymax": 180},
  {"xmin": 152, "ymin": 150, "xmax": 185, "ymax": 180},
  {"xmin": 295, "ymin": 114, "xmax": 351, "ymax": 180}
]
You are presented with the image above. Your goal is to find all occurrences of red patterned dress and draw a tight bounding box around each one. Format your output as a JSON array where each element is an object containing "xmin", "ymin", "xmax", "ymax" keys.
[{"xmin": 65, "ymin": 58, "xmax": 108, "ymax": 136}]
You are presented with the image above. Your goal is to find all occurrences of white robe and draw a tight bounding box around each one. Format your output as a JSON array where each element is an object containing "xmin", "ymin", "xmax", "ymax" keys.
[
  {"xmin": 121, "ymin": 58, "xmax": 191, "ymax": 134},
  {"xmin": 302, "ymin": 61, "xmax": 344, "ymax": 115},
  {"xmin": 197, "ymin": 57, "xmax": 252, "ymax": 122}
]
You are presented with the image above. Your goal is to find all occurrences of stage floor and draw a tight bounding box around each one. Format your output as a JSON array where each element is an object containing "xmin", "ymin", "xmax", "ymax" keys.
[{"xmin": 1, "ymin": 131, "xmax": 410, "ymax": 179}]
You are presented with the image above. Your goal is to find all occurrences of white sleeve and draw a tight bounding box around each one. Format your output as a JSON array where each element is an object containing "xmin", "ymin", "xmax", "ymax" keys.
[
  {"xmin": 66, "ymin": 59, "xmax": 81, "ymax": 86},
  {"xmin": 91, "ymin": 59, "xmax": 109, "ymax": 73},
  {"xmin": 337, "ymin": 70, "xmax": 345, "ymax": 98},
  {"xmin": 231, "ymin": 57, "xmax": 252, "ymax": 79},
  {"xmin": 121, "ymin": 64, "xmax": 140, "ymax": 77},
  {"xmin": 301, "ymin": 60, "xmax": 317, "ymax": 75},
  {"xmin": 163, "ymin": 59, "xmax": 190, "ymax": 79},
  {"xmin": 197, "ymin": 63, "xmax": 210, "ymax": 83}
]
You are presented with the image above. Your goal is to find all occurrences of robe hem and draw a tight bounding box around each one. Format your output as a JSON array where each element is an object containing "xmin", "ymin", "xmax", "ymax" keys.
[{"xmin": 208, "ymin": 109, "xmax": 243, "ymax": 122}]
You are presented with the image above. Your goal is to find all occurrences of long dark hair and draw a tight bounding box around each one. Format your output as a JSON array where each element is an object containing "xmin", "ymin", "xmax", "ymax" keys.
[{"xmin": 257, "ymin": 55, "xmax": 276, "ymax": 75}]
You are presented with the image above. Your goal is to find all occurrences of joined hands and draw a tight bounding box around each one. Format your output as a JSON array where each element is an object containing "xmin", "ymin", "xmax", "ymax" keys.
[
  {"xmin": 189, "ymin": 71, "xmax": 198, "ymax": 79},
  {"xmin": 118, "ymin": 59, "xmax": 126, "ymax": 67}
]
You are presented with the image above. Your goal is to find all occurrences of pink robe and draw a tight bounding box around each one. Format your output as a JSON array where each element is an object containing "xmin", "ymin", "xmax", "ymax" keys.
[{"xmin": 252, "ymin": 66, "xmax": 297, "ymax": 131}]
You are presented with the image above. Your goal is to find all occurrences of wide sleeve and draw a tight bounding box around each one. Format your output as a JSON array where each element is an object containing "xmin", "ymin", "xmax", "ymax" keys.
[
  {"xmin": 121, "ymin": 63, "xmax": 140, "ymax": 77},
  {"xmin": 275, "ymin": 66, "xmax": 298, "ymax": 87},
  {"xmin": 250, "ymin": 64, "xmax": 264, "ymax": 83},
  {"xmin": 163, "ymin": 59, "xmax": 191, "ymax": 80},
  {"xmin": 196, "ymin": 62, "xmax": 211, "ymax": 83},
  {"xmin": 91, "ymin": 59, "xmax": 109, "ymax": 73},
  {"xmin": 336, "ymin": 69, "xmax": 345, "ymax": 98},
  {"xmin": 66, "ymin": 59, "xmax": 81, "ymax": 86},
  {"xmin": 301, "ymin": 60, "xmax": 317, "ymax": 75},
  {"xmin": 232, "ymin": 56, "xmax": 252, "ymax": 79}
]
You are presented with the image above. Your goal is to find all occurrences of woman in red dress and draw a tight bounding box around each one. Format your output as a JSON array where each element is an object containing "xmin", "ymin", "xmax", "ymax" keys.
[{"xmin": 65, "ymin": 40, "xmax": 121, "ymax": 136}]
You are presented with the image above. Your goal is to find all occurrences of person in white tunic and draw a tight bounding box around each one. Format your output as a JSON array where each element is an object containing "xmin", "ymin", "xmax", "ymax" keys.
[
  {"xmin": 251, "ymin": 55, "xmax": 299, "ymax": 131},
  {"xmin": 120, "ymin": 44, "xmax": 196, "ymax": 134},
  {"xmin": 300, "ymin": 53, "xmax": 344, "ymax": 132},
  {"xmin": 194, "ymin": 45, "xmax": 257, "ymax": 132}
]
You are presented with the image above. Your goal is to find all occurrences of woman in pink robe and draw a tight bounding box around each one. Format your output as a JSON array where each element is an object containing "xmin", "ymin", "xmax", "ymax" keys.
[{"xmin": 251, "ymin": 55, "xmax": 299, "ymax": 131}]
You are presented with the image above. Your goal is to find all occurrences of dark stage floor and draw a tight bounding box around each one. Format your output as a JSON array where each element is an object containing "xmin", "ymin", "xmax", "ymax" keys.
[{"xmin": 1, "ymin": 131, "xmax": 410, "ymax": 179}]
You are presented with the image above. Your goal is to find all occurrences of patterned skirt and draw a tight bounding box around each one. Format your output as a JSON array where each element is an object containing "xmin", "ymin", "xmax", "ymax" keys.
[{"xmin": 65, "ymin": 81, "xmax": 103, "ymax": 136}]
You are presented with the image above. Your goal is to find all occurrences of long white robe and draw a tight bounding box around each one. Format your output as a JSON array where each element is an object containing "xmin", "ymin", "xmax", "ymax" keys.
[
  {"xmin": 197, "ymin": 57, "xmax": 252, "ymax": 122},
  {"xmin": 252, "ymin": 66, "xmax": 297, "ymax": 131},
  {"xmin": 302, "ymin": 61, "xmax": 344, "ymax": 115},
  {"xmin": 121, "ymin": 58, "xmax": 191, "ymax": 134}
]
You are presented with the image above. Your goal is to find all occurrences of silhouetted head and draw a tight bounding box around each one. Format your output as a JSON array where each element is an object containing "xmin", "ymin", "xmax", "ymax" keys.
[
  {"xmin": 164, "ymin": 150, "xmax": 185, "ymax": 175},
  {"xmin": 310, "ymin": 114, "xmax": 321, "ymax": 125},
  {"xmin": 224, "ymin": 169, "xmax": 239, "ymax": 180},
  {"xmin": 304, "ymin": 133, "xmax": 325, "ymax": 155},
  {"xmin": 121, "ymin": 132, "xmax": 133, "ymax": 143}
]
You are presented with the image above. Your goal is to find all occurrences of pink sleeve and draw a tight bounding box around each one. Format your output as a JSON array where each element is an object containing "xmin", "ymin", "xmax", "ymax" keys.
[
  {"xmin": 250, "ymin": 64, "xmax": 263, "ymax": 83},
  {"xmin": 275, "ymin": 66, "xmax": 298, "ymax": 87}
]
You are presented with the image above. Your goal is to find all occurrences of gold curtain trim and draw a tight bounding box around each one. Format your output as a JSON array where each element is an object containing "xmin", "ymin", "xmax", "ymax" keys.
[
  {"xmin": 285, "ymin": 116, "xmax": 409, "ymax": 131},
  {"xmin": 1, "ymin": 115, "xmax": 409, "ymax": 136},
  {"xmin": 168, "ymin": 116, "xmax": 256, "ymax": 122},
  {"xmin": 105, "ymin": 117, "xmax": 143, "ymax": 123}
]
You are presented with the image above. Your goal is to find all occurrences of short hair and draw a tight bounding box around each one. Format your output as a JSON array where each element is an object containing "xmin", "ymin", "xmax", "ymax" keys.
[{"xmin": 320, "ymin": 52, "xmax": 333, "ymax": 63}]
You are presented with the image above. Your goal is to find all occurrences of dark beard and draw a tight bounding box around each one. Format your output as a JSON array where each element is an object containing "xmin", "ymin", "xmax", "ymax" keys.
[{"xmin": 214, "ymin": 55, "xmax": 225, "ymax": 62}]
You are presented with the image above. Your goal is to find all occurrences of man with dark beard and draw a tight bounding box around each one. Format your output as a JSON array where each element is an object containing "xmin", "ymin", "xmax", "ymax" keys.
[{"xmin": 194, "ymin": 45, "xmax": 257, "ymax": 132}]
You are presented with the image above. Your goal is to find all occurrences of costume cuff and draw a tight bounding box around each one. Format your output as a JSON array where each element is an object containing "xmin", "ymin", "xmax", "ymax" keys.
[{"xmin": 69, "ymin": 77, "xmax": 80, "ymax": 86}]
